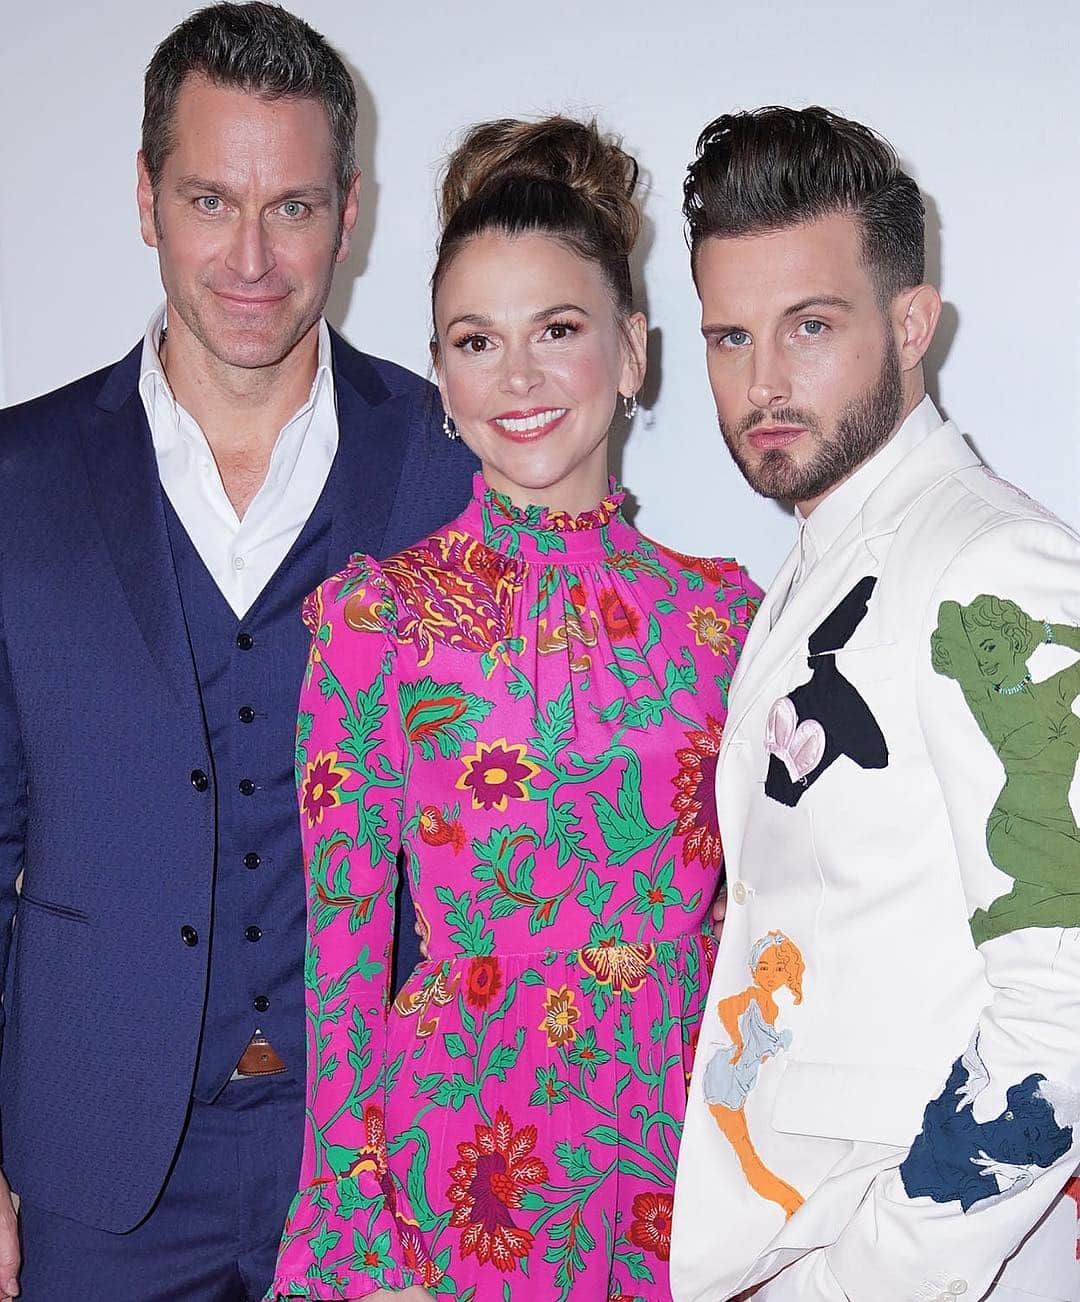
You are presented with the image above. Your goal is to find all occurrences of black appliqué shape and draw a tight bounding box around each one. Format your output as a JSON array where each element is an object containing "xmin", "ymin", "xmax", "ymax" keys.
[{"xmin": 765, "ymin": 575, "xmax": 889, "ymax": 807}]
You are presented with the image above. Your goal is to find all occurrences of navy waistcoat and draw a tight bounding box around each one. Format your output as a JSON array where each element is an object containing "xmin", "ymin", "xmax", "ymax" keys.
[{"xmin": 163, "ymin": 494, "xmax": 331, "ymax": 1101}]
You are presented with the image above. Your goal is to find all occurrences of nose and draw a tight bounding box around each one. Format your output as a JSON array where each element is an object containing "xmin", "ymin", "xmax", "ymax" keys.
[
  {"xmin": 498, "ymin": 340, "xmax": 544, "ymax": 398},
  {"xmin": 225, "ymin": 213, "xmax": 276, "ymax": 283},
  {"xmin": 747, "ymin": 343, "xmax": 790, "ymax": 410}
]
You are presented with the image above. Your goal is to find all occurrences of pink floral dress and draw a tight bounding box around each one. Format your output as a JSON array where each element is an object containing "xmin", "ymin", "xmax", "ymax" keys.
[{"xmin": 271, "ymin": 476, "xmax": 759, "ymax": 1301}]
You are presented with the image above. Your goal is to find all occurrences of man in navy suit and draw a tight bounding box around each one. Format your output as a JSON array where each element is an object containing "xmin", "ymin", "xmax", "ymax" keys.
[{"xmin": 0, "ymin": 5, "xmax": 473, "ymax": 1297}]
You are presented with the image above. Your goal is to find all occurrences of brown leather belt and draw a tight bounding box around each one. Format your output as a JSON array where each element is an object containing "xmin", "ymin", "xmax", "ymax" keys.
[{"xmin": 235, "ymin": 1033, "xmax": 286, "ymax": 1077}]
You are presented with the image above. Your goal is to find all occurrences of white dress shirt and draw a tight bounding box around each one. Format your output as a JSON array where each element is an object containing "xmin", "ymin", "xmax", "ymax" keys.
[
  {"xmin": 138, "ymin": 304, "xmax": 339, "ymax": 618},
  {"xmin": 773, "ymin": 395, "xmax": 944, "ymax": 622}
]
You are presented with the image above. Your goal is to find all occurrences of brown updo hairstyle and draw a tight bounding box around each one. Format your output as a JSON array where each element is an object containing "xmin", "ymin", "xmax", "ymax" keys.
[{"xmin": 431, "ymin": 115, "xmax": 641, "ymax": 342}]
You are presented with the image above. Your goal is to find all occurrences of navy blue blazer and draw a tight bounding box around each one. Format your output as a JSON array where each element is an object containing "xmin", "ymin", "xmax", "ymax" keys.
[{"xmin": 0, "ymin": 331, "xmax": 476, "ymax": 1229}]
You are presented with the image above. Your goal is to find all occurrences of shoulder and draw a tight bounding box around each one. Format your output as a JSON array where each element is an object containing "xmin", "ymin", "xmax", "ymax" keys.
[
  {"xmin": 329, "ymin": 330, "xmax": 434, "ymax": 403},
  {"xmin": 895, "ymin": 465, "xmax": 1079, "ymax": 603},
  {"xmin": 644, "ymin": 537, "xmax": 764, "ymax": 611},
  {"xmin": 0, "ymin": 355, "xmax": 127, "ymax": 457},
  {"xmin": 304, "ymin": 554, "xmax": 397, "ymax": 640}
]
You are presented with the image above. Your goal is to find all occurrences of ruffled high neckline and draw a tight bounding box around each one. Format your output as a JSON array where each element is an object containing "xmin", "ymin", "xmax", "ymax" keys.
[{"xmin": 460, "ymin": 472, "xmax": 632, "ymax": 563}]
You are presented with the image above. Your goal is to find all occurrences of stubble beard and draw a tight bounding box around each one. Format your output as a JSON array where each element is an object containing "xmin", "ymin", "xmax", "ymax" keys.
[{"xmin": 721, "ymin": 341, "xmax": 904, "ymax": 505}]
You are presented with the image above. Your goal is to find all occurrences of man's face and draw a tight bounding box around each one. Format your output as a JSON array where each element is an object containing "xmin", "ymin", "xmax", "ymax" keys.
[
  {"xmin": 696, "ymin": 213, "xmax": 903, "ymax": 513},
  {"xmin": 137, "ymin": 75, "xmax": 358, "ymax": 372}
]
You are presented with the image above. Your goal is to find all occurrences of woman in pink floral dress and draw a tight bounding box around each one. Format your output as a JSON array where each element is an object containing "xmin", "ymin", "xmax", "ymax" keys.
[{"xmin": 271, "ymin": 117, "xmax": 759, "ymax": 1302}]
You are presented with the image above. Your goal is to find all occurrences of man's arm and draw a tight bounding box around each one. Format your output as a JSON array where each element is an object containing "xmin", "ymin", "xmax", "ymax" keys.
[
  {"xmin": 825, "ymin": 518, "xmax": 1080, "ymax": 1301},
  {"xmin": 0, "ymin": 596, "xmax": 27, "ymax": 1299}
]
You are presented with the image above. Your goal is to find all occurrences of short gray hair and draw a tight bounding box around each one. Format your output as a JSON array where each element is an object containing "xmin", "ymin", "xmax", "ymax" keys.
[{"xmin": 142, "ymin": 2, "xmax": 357, "ymax": 201}]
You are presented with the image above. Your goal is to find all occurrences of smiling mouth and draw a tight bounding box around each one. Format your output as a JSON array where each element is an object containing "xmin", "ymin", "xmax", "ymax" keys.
[{"xmin": 492, "ymin": 408, "xmax": 568, "ymax": 435}]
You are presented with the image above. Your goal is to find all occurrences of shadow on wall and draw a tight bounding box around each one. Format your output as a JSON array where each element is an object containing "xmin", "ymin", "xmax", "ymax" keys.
[
  {"xmin": 920, "ymin": 191, "xmax": 960, "ymax": 428},
  {"xmin": 325, "ymin": 55, "xmax": 377, "ymax": 331},
  {"xmin": 607, "ymin": 161, "xmax": 660, "ymax": 527}
]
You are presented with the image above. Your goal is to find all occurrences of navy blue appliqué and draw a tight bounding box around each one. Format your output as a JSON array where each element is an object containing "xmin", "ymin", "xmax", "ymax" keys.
[
  {"xmin": 900, "ymin": 1034, "xmax": 1073, "ymax": 1211},
  {"xmin": 764, "ymin": 575, "xmax": 888, "ymax": 807}
]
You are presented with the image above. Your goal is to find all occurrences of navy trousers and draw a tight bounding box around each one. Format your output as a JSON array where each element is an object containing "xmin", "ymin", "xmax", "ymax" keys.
[{"xmin": 18, "ymin": 1075, "xmax": 303, "ymax": 1300}]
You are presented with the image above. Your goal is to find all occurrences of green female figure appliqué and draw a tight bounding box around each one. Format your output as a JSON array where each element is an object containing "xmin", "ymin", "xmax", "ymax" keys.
[{"xmin": 931, "ymin": 594, "xmax": 1080, "ymax": 945}]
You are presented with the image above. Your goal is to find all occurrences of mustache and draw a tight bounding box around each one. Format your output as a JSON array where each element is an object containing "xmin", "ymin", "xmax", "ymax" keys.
[{"xmin": 727, "ymin": 407, "xmax": 819, "ymax": 441}]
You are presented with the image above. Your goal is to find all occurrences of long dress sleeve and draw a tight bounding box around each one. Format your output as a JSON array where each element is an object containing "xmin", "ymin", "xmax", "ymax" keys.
[{"xmin": 271, "ymin": 559, "xmax": 412, "ymax": 1299}]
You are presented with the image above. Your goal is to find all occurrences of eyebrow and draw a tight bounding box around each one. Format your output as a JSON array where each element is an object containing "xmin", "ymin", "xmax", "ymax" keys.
[
  {"xmin": 446, "ymin": 302, "xmax": 591, "ymax": 332},
  {"xmin": 174, "ymin": 175, "xmax": 333, "ymax": 205},
  {"xmin": 701, "ymin": 294, "xmax": 854, "ymax": 337}
]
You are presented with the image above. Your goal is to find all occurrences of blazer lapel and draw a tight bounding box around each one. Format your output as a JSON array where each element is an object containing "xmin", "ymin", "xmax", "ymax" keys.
[
  {"xmin": 80, "ymin": 347, "xmax": 202, "ymax": 708},
  {"xmin": 725, "ymin": 421, "xmax": 982, "ymax": 739},
  {"xmin": 324, "ymin": 331, "xmax": 412, "ymax": 568}
]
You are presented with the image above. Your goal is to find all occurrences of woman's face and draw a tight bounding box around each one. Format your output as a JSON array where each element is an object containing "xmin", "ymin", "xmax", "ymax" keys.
[
  {"xmin": 434, "ymin": 230, "xmax": 646, "ymax": 512},
  {"xmin": 963, "ymin": 611, "xmax": 1025, "ymax": 685}
]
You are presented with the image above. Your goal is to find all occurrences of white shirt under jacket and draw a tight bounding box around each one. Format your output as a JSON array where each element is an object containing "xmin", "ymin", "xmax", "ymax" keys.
[
  {"xmin": 138, "ymin": 305, "xmax": 338, "ymax": 618},
  {"xmin": 672, "ymin": 400, "xmax": 1080, "ymax": 1301}
]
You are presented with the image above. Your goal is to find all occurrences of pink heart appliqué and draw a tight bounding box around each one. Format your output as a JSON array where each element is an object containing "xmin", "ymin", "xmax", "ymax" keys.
[{"xmin": 766, "ymin": 696, "xmax": 826, "ymax": 783}]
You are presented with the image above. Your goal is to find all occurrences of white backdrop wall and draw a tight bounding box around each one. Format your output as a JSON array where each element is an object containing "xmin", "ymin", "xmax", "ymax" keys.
[{"xmin": 2, "ymin": 0, "xmax": 1077, "ymax": 585}]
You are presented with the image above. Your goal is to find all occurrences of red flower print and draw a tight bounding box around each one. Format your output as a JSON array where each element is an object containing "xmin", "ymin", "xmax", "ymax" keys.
[
  {"xmin": 598, "ymin": 587, "xmax": 641, "ymax": 641},
  {"xmin": 465, "ymin": 956, "xmax": 503, "ymax": 1010},
  {"xmin": 538, "ymin": 985, "xmax": 580, "ymax": 1048},
  {"xmin": 456, "ymin": 739, "xmax": 540, "ymax": 812},
  {"xmin": 656, "ymin": 546, "xmax": 742, "ymax": 587},
  {"xmin": 578, "ymin": 930, "xmax": 655, "ymax": 994},
  {"xmin": 447, "ymin": 1106, "xmax": 549, "ymax": 1272},
  {"xmin": 399, "ymin": 1223, "xmax": 445, "ymax": 1289},
  {"xmin": 628, "ymin": 1191, "xmax": 674, "ymax": 1261},
  {"xmin": 418, "ymin": 805, "xmax": 466, "ymax": 854},
  {"xmin": 672, "ymin": 715, "xmax": 725, "ymax": 868},
  {"xmin": 300, "ymin": 751, "xmax": 349, "ymax": 828}
]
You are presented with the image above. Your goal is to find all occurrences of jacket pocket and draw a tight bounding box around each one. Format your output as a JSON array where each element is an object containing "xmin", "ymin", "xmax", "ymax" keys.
[
  {"xmin": 18, "ymin": 889, "xmax": 89, "ymax": 923},
  {"xmin": 771, "ymin": 1059, "xmax": 941, "ymax": 1149}
]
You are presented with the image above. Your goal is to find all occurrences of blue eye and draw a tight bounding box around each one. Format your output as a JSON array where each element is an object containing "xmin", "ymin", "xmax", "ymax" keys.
[
  {"xmin": 196, "ymin": 196, "xmax": 223, "ymax": 213},
  {"xmin": 280, "ymin": 201, "xmax": 308, "ymax": 219},
  {"xmin": 799, "ymin": 319, "xmax": 827, "ymax": 336},
  {"xmin": 720, "ymin": 330, "xmax": 750, "ymax": 348}
]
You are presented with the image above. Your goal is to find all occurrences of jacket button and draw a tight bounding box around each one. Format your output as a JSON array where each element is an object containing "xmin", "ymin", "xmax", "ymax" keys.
[
  {"xmin": 243, "ymin": 852, "xmax": 261, "ymax": 869},
  {"xmin": 238, "ymin": 705, "xmax": 256, "ymax": 724},
  {"xmin": 949, "ymin": 1286, "xmax": 967, "ymax": 1296},
  {"xmin": 731, "ymin": 880, "xmax": 748, "ymax": 905},
  {"xmin": 253, "ymin": 995, "xmax": 270, "ymax": 1013},
  {"xmin": 180, "ymin": 925, "xmax": 198, "ymax": 947},
  {"xmin": 239, "ymin": 778, "xmax": 256, "ymax": 796},
  {"xmin": 190, "ymin": 769, "xmax": 209, "ymax": 792},
  {"xmin": 245, "ymin": 925, "xmax": 262, "ymax": 943},
  {"xmin": 236, "ymin": 631, "xmax": 254, "ymax": 651}
]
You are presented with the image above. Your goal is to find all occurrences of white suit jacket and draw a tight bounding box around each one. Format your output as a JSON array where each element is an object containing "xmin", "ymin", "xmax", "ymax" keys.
[{"xmin": 672, "ymin": 410, "xmax": 1080, "ymax": 1302}]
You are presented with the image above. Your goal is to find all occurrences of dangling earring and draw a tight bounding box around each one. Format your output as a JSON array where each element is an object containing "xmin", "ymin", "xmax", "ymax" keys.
[
  {"xmin": 443, "ymin": 412, "xmax": 460, "ymax": 441},
  {"xmin": 622, "ymin": 392, "xmax": 638, "ymax": 420}
]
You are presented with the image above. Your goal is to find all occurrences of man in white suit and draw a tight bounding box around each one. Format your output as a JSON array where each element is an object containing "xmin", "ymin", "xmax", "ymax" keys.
[{"xmin": 671, "ymin": 106, "xmax": 1080, "ymax": 1302}]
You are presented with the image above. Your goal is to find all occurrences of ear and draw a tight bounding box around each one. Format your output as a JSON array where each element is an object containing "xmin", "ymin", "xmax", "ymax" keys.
[
  {"xmin": 618, "ymin": 310, "xmax": 648, "ymax": 399},
  {"xmin": 892, "ymin": 283, "xmax": 941, "ymax": 373},
  {"xmin": 136, "ymin": 152, "xmax": 159, "ymax": 249},
  {"xmin": 335, "ymin": 171, "xmax": 363, "ymax": 264},
  {"xmin": 430, "ymin": 336, "xmax": 451, "ymax": 417}
]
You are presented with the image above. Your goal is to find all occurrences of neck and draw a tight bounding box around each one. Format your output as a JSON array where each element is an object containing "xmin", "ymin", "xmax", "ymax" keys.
[
  {"xmin": 481, "ymin": 448, "xmax": 611, "ymax": 517},
  {"xmin": 159, "ymin": 309, "xmax": 320, "ymax": 460}
]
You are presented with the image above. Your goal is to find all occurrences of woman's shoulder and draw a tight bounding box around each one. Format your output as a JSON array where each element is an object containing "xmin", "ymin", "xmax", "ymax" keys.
[
  {"xmin": 303, "ymin": 553, "xmax": 397, "ymax": 639},
  {"xmin": 635, "ymin": 536, "xmax": 763, "ymax": 609}
]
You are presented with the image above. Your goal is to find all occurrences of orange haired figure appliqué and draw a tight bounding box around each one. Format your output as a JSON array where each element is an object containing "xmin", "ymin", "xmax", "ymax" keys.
[{"xmin": 703, "ymin": 931, "xmax": 806, "ymax": 1218}]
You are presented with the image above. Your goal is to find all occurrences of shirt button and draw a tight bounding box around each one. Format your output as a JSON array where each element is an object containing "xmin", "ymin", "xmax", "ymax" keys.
[
  {"xmin": 190, "ymin": 768, "xmax": 209, "ymax": 792},
  {"xmin": 949, "ymin": 1285, "xmax": 967, "ymax": 1296},
  {"xmin": 238, "ymin": 705, "xmax": 256, "ymax": 724},
  {"xmin": 245, "ymin": 925, "xmax": 262, "ymax": 943},
  {"xmin": 253, "ymin": 995, "xmax": 270, "ymax": 1013},
  {"xmin": 731, "ymin": 880, "xmax": 748, "ymax": 905},
  {"xmin": 236, "ymin": 631, "xmax": 254, "ymax": 651},
  {"xmin": 243, "ymin": 852, "xmax": 261, "ymax": 869},
  {"xmin": 239, "ymin": 778, "xmax": 256, "ymax": 796},
  {"xmin": 232, "ymin": 555, "xmax": 245, "ymax": 571},
  {"xmin": 180, "ymin": 925, "xmax": 198, "ymax": 947}
]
